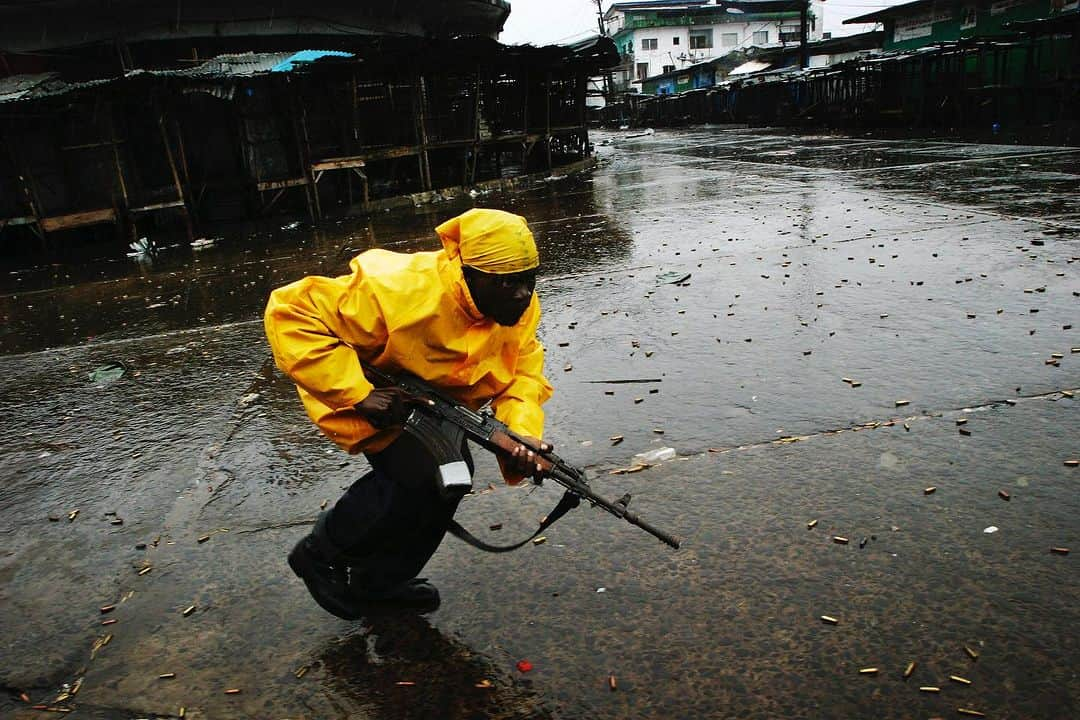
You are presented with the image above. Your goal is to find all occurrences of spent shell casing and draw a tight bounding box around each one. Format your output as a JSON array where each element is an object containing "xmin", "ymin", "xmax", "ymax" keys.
[
  {"xmin": 609, "ymin": 674, "xmax": 617, "ymax": 690},
  {"xmin": 295, "ymin": 665, "xmax": 309, "ymax": 679},
  {"xmin": 820, "ymin": 615, "xmax": 839, "ymax": 625},
  {"xmin": 1050, "ymin": 547, "xmax": 1069, "ymax": 555},
  {"xmin": 224, "ymin": 688, "xmax": 241, "ymax": 695},
  {"xmin": 998, "ymin": 490, "xmax": 1010, "ymax": 500},
  {"xmin": 903, "ymin": 661, "xmax": 916, "ymax": 679},
  {"xmin": 950, "ymin": 675, "xmax": 972, "ymax": 685},
  {"xmin": 964, "ymin": 646, "xmax": 979, "ymax": 660},
  {"xmin": 197, "ymin": 535, "xmax": 210, "ymax": 543},
  {"xmin": 957, "ymin": 709, "xmax": 986, "ymax": 717},
  {"xmin": 895, "ymin": 400, "xmax": 910, "ymax": 406},
  {"xmin": 179, "ymin": 708, "xmax": 185, "ymax": 718},
  {"xmin": 859, "ymin": 668, "xmax": 878, "ymax": 675},
  {"xmin": 100, "ymin": 604, "xmax": 115, "ymax": 614},
  {"xmin": 395, "ymin": 681, "xmax": 416, "ymax": 686},
  {"xmin": 101, "ymin": 619, "xmax": 117, "ymax": 626},
  {"xmin": 532, "ymin": 536, "xmax": 547, "ymax": 545},
  {"xmin": 138, "ymin": 566, "xmax": 152, "ymax": 576},
  {"xmin": 919, "ymin": 686, "xmax": 941, "ymax": 693},
  {"xmin": 182, "ymin": 605, "xmax": 196, "ymax": 617},
  {"xmin": 833, "ymin": 536, "xmax": 849, "ymax": 544},
  {"xmin": 924, "ymin": 487, "xmax": 937, "ymax": 495},
  {"xmin": 807, "ymin": 519, "xmax": 818, "ymax": 529},
  {"xmin": 1065, "ymin": 459, "xmax": 1079, "ymax": 467},
  {"xmin": 959, "ymin": 427, "xmax": 971, "ymax": 435},
  {"xmin": 158, "ymin": 673, "xmax": 176, "ymax": 679}
]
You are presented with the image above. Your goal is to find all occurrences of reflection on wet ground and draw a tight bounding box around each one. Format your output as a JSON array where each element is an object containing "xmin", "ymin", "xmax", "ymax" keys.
[{"xmin": 0, "ymin": 128, "xmax": 1077, "ymax": 719}]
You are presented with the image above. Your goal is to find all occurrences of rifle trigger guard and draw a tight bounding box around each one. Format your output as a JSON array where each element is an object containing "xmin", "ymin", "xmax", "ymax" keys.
[{"xmin": 614, "ymin": 492, "xmax": 632, "ymax": 516}]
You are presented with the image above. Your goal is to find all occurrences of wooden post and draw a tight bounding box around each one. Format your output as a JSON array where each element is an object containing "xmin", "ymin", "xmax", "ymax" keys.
[
  {"xmin": 293, "ymin": 81, "xmax": 320, "ymax": 222},
  {"xmin": 109, "ymin": 99, "xmax": 135, "ymax": 244},
  {"xmin": 415, "ymin": 74, "xmax": 432, "ymax": 191},
  {"xmin": 469, "ymin": 64, "xmax": 482, "ymax": 185},
  {"xmin": 544, "ymin": 71, "xmax": 552, "ymax": 172},
  {"xmin": 156, "ymin": 102, "xmax": 194, "ymax": 243},
  {"xmin": 521, "ymin": 66, "xmax": 530, "ymax": 171},
  {"xmin": 577, "ymin": 70, "xmax": 587, "ymax": 158},
  {"xmin": 2, "ymin": 134, "xmax": 45, "ymax": 241}
]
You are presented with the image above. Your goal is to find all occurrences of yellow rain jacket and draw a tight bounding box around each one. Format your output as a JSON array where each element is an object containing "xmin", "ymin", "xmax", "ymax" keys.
[{"xmin": 264, "ymin": 210, "xmax": 553, "ymax": 464}]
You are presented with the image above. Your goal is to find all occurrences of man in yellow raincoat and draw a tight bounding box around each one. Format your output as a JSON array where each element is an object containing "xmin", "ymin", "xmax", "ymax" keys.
[{"xmin": 265, "ymin": 208, "xmax": 553, "ymax": 619}]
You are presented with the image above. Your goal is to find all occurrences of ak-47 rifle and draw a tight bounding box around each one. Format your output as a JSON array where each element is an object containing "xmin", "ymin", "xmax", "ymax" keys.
[{"xmin": 360, "ymin": 361, "xmax": 681, "ymax": 550}]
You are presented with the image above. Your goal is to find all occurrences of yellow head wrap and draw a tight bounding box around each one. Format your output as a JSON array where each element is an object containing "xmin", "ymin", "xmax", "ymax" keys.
[{"xmin": 435, "ymin": 208, "xmax": 539, "ymax": 275}]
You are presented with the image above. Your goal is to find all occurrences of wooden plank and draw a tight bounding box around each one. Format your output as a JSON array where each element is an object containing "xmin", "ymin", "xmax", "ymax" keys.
[
  {"xmin": 311, "ymin": 156, "xmax": 368, "ymax": 172},
  {"xmin": 130, "ymin": 199, "xmax": 186, "ymax": 213},
  {"xmin": 40, "ymin": 208, "xmax": 116, "ymax": 231},
  {"xmin": 60, "ymin": 140, "xmax": 123, "ymax": 151},
  {"xmin": 256, "ymin": 177, "xmax": 308, "ymax": 191}
]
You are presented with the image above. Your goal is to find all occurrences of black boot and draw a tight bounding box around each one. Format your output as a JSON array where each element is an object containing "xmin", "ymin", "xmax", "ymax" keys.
[
  {"xmin": 351, "ymin": 577, "xmax": 441, "ymax": 614},
  {"xmin": 288, "ymin": 512, "xmax": 369, "ymax": 621}
]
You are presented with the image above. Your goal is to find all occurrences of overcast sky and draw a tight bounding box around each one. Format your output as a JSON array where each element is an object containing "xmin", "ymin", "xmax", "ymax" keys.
[{"xmin": 499, "ymin": 0, "xmax": 906, "ymax": 45}]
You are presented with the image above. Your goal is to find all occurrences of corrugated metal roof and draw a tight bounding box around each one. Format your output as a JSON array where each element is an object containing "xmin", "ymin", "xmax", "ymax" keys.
[
  {"xmin": 729, "ymin": 60, "xmax": 772, "ymax": 75},
  {"xmin": 0, "ymin": 72, "xmax": 58, "ymax": 103},
  {"xmin": 0, "ymin": 50, "xmax": 355, "ymax": 105}
]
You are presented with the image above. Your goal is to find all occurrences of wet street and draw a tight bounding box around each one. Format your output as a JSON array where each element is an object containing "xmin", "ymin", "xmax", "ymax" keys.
[{"xmin": 1, "ymin": 127, "xmax": 1077, "ymax": 719}]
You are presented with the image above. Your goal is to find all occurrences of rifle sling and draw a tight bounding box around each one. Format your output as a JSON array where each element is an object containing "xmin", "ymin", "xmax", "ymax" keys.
[{"xmin": 448, "ymin": 489, "xmax": 581, "ymax": 553}]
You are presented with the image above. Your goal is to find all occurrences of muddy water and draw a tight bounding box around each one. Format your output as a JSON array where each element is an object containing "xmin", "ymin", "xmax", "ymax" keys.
[{"xmin": 0, "ymin": 128, "xmax": 1077, "ymax": 719}]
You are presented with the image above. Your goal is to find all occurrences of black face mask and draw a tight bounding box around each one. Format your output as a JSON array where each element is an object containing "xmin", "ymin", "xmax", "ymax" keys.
[{"xmin": 463, "ymin": 266, "xmax": 537, "ymax": 326}]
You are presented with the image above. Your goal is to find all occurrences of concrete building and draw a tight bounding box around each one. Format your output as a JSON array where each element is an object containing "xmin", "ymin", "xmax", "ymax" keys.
[
  {"xmin": 844, "ymin": 0, "xmax": 1078, "ymax": 51},
  {"xmin": 639, "ymin": 30, "xmax": 884, "ymax": 94},
  {"xmin": 604, "ymin": 0, "xmax": 824, "ymax": 92}
]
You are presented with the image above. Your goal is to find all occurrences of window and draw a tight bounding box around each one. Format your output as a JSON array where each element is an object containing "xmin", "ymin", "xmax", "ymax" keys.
[
  {"xmin": 780, "ymin": 29, "xmax": 801, "ymax": 43},
  {"xmin": 636, "ymin": 62, "xmax": 649, "ymax": 80},
  {"xmin": 721, "ymin": 32, "xmax": 738, "ymax": 48},
  {"xmin": 753, "ymin": 30, "xmax": 769, "ymax": 45},
  {"xmin": 689, "ymin": 29, "xmax": 713, "ymax": 49},
  {"xmin": 663, "ymin": 64, "xmax": 675, "ymax": 73},
  {"xmin": 641, "ymin": 38, "xmax": 658, "ymax": 50},
  {"xmin": 672, "ymin": 36, "xmax": 680, "ymax": 45}
]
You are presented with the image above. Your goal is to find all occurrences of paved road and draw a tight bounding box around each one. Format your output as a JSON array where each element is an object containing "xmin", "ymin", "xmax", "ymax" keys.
[{"xmin": 1, "ymin": 128, "xmax": 1077, "ymax": 719}]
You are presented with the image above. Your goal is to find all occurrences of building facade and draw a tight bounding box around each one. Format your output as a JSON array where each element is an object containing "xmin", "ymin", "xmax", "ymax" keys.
[
  {"xmin": 604, "ymin": 0, "xmax": 824, "ymax": 91},
  {"xmin": 844, "ymin": 0, "xmax": 1078, "ymax": 51}
]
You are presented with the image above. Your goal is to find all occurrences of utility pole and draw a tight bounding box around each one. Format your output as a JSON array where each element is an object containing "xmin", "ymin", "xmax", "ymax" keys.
[
  {"xmin": 594, "ymin": 0, "xmax": 614, "ymax": 104},
  {"xmin": 799, "ymin": 0, "xmax": 810, "ymax": 69}
]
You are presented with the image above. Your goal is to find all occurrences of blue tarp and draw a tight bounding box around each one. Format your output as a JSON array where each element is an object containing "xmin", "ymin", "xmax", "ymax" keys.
[{"xmin": 270, "ymin": 50, "xmax": 354, "ymax": 73}]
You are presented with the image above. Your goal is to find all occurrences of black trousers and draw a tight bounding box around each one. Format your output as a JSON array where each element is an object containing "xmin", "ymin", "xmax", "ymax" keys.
[{"xmin": 324, "ymin": 430, "xmax": 471, "ymax": 594}]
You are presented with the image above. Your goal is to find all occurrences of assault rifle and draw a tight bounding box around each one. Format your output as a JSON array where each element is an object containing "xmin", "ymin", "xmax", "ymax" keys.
[{"xmin": 361, "ymin": 361, "xmax": 681, "ymax": 550}]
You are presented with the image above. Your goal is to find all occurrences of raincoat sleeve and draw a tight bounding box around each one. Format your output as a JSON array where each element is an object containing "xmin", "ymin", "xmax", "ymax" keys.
[
  {"xmin": 491, "ymin": 300, "xmax": 553, "ymax": 440},
  {"xmin": 263, "ymin": 259, "xmax": 386, "ymax": 412}
]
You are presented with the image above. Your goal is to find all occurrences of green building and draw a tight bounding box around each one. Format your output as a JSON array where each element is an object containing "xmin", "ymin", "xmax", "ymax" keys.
[{"xmin": 844, "ymin": 0, "xmax": 1078, "ymax": 51}]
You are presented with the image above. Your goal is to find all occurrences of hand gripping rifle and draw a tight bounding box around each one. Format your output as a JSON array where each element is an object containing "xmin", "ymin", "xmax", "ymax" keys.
[{"xmin": 361, "ymin": 362, "xmax": 681, "ymax": 551}]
